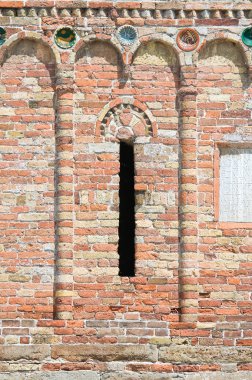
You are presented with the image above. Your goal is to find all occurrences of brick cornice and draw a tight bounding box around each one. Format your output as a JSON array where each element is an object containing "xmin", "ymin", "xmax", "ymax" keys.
[
  {"xmin": 1, "ymin": 1, "xmax": 252, "ymax": 8},
  {"xmin": 1, "ymin": 1, "xmax": 252, "ymax": 19}
]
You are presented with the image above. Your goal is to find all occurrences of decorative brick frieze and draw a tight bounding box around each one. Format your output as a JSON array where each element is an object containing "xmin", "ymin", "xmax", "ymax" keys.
[{"xmin": 2, "ymin": 6, "xmax": 252, "ymax": 21}]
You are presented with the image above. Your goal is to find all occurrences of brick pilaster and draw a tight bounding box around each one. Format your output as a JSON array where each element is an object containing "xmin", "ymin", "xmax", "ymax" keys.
[
  {"xmin": 54, "ymin": 65, "xmax": 75, "ymax": 320},
  {"xmin": 178, "ymin": 67, "xmax": 199, "ymax": 322}
]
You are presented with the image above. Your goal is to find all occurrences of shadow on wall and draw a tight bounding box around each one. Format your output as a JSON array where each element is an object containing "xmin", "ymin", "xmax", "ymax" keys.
[
  {"xmin": 198, "ymin": 39, "xmax": 250, "ymax": 90},
  {"xmin": 75, "ymin": 40, "xmax": 123, "ymax": 82},
  {"xmin": 132, "ymin": 40, "xmax": 180, "ymax": 92},
  {"xmin": 1, "ymin": 39, "xmax": 56, "ymax": 82}
]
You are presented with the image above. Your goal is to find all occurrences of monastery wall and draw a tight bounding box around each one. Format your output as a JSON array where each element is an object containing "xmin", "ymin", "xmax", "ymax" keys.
[{"xmin": 0, "ymin": 1, "xmax": 252, "ymax": 379}]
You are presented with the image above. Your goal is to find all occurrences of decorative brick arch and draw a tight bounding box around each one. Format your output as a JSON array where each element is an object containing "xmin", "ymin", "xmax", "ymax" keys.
[
  {"xmin": 0, "ymin": 30, "xmax": 60, "ymax": 66},
  {"xmin": 130, "ymin": 33, "xmax": 184, "ymax": 66},
  {"xmin": 193, "ymin": 32, "xmax": 252, "ymax": 69},
  {"xmin": 95, "ymin": 98, "xmax": 157, "ymax": 139},
  {"xmin": 74, "ymin": 35, "xmax": 124, "ymax": 63}
]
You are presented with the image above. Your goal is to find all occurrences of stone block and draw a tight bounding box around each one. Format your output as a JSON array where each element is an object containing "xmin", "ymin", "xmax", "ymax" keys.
[
  {"xmin": 0, "ymin": 345, "xmax": 50, "ymax": 362},
  {"xmin": 159, "ymin": 346, "xmax": 252, "ymax": 364},
  {"xmin": 51, "ymin": 345, "xmax": 158, "ymax": 363}
]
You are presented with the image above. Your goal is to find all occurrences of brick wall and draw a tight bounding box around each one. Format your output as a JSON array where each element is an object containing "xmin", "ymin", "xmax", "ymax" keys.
[
  {"xmin": 0, "ymin": 1, "xmax": 252, "ymax": 379},
  {"xmin": 0, "ymin": 39, "xmax": 56, "ymax": 320}
]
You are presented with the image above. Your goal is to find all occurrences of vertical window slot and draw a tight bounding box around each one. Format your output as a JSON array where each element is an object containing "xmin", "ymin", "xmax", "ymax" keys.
[{"xmin": 118, "ymin": 141, "xmax": 135, "ymax": 276}]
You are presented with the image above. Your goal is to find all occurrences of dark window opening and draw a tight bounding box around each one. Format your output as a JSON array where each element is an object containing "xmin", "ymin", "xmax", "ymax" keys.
[{"xmin": 118, "ymin": 141, "xmax": 135, "ymax": 276}]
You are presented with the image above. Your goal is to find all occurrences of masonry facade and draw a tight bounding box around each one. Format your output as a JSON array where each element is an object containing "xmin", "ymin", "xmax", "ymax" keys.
[{"xmin": 0, "ymin": 1, "xmax": 252, "ymax": 379}]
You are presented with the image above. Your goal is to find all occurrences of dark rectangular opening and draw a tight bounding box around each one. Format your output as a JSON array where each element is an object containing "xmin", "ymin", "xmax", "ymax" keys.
[{"xmin": 118, "ymin": 141, "xmax": 135, "ymax": 276}]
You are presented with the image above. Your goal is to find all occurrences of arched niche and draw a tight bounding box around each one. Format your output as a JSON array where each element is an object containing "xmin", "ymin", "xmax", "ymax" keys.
[
  {"xmin": 198, "ymin": 39, "xmax": 248, "ymax": 90},
  {"xmin": 75, "ymin": 40, "xmax": 123, "ymax": 67},
  {"xmin": 0, "ymin": 38, "xmax": 56, "ymax": 319},
  {"xmin": 2, "ymin": 38, "xmax": 55, "ymax": 63},
  {"xmin": 129, "ymin": 40, "xmax": 180, "ymax": 279},
  {"xmin": 133, "ymin": 40, "xmax": 179, "ymax": 68},
  {"xmin": 74, "ymin": 40, "xmax": 123, "ymax": 136},
  {"xmin": 197, "ymin": 38, "xmax": 249, "ymax": 220},
  {"xmin": 196, "ymin": 38, "xmax": 252, "ymax": 323},
  {"xmin": 197, "ymin": 38, "xmax": 249, "ymax": 139},
  {"xmin": 131, "ymin": 39, "xmax": 181, "ymax": 304},
  {"xmin": 132, "ymin": 40, "xmax": 180, "ymax": 117},
  {"xmin": 75, "ymin": 40, "xmax": 123, "ymax": 93}
]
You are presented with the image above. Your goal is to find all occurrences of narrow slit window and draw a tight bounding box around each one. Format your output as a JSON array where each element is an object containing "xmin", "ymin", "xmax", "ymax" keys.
[{"xmin": 118, "ymin": 141, "xmax": 135, "ymax": 276}]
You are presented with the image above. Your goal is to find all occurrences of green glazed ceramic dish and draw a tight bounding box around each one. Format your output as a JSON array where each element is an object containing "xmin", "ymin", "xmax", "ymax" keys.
[
  {"xmin": 0, "ymin": 27, "xmax": 6, "ymax": 46},
  {"xmin": 242, "ymin": 27, "xmax": 252, "ymax": 47},
  {"xmin": 55, "ymin": 27, "xmax": 76, "ymax": 49}
]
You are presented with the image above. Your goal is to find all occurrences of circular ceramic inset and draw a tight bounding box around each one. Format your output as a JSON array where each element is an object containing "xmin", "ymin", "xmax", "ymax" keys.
[
  {"xmin": 0, "ymin": 27, "xmax": 6, "ymax": 46},
  {"xmin": 176, "ymin": 28, "xmax": 200, "ymax": 52},
  {"xmin": 118, "ymin": 25, "xmax": 137, "ymax": 46},
  {"xmin": 55, "ymin": 27, "xmax": 76, "ymax": 49},
  {"xmin": 242, "ymin": 27, "xmax": 252, "ymax": 47}
]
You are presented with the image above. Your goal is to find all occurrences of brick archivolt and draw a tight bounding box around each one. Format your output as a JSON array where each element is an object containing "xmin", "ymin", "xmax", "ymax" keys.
[{"xmin": 96, "ymin": 99, "xmax": 157, "ymax": 140}]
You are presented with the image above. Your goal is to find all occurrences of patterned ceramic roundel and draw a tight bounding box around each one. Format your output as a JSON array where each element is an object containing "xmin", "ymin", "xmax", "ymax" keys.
[
  {"xmin": 55, "ymin": 27, "xmax": 76, "ymax": 49},
  {"xmin": 118, "ymin": 25, "xmax": 137, "ymax": 46},
  {"xmin": 176, "ymin": 28, "xmax": 200, "ymax": 51},
  {"xmin": 0, "ymin": 27, "xmax": 6, "ymax": 46}
]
